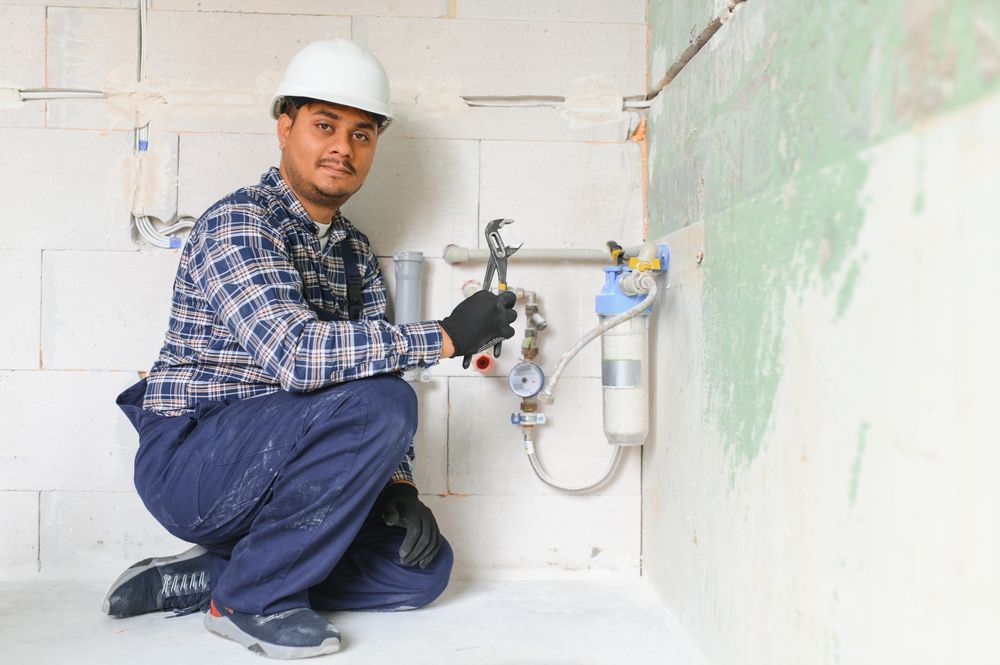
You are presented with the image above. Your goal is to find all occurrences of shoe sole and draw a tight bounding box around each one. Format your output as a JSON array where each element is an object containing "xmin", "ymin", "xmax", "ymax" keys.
[
  {"xmin": 204, "ymin": 612, "xmax": 342, "ymax": 659},
  {"xmin": 100, "ymin": 545, "xmax": 209, "ymax": 615}
]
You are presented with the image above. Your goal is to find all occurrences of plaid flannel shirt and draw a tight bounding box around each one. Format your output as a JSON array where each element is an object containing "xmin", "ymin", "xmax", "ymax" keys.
[{"xmin": 142, "ymin": 167, "xmax": 442, "ymax": 486}]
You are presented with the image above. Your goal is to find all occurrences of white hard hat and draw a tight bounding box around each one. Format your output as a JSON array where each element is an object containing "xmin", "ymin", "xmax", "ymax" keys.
[{"xmin": 270, "ymin": 39, "xmax": 395, "ymax": 129}]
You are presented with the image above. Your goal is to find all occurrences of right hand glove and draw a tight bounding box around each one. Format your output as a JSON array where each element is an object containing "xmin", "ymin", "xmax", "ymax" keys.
[{"xmin": 439, "ymin": 290, "xmax": 517, "ymax": 358}]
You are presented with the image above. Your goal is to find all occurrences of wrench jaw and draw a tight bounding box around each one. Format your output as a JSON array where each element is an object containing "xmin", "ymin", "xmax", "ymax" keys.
[{"xmin": 463, "ymin": 219, "xmax": 520, "ymax": 369}]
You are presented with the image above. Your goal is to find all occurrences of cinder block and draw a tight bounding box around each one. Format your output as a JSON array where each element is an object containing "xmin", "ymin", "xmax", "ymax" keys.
[
  {"xmin": 42, "ymin": 250, "xmax": 179, "ymax": 371},
  {"xmin": 0, "ymin": 371, "xmax": 141, "ymax": 492},
  {"xmin": 45, "ymin": 98, "xmax": 139, "ymax": 132},
  {"xmin": 0, "ymin": 103, "xmax": 44, "ymax": 129},
  {"xmin": 145, "ymin": 12, "xmax": 351, "ymax": 89},
  {"xmin": 390, "ymin": 103, "xmax": 633, "ymax": 143},
  {"xmin": 0, "ymin": 6, "xmax": 45, "ymax": 129},
  {"xmin": 0, "ymin": 492, "xmax": 39, "ymax": 580},
  {"xmin": 354, "ymin": 17, "xmax": 645, "ymax": 98},
  {"xmin": 177, "ymin": 133, "xmax": 279, "ymax": 219},
  {"xmin": 45, "ymin": 9, "xmax": 348, "ymax": 133},
  {"xmin": 456, "ymin": 0, "xmax": 646, "ymax": 24},
  {"xmin": 150, "ymin": 0, "xmax": 446, "ymax": 16},
  {"xmin": 0, "ymin": 250, "xmax": 41, "ymax": 369},
  {"xmin": 411, "ymin": 378, "xmax": 448, "ymax": 495},
  {"xmin": 0, "ymin": 6, "xmax": 44, "ymax": 88},
  {"xmin": 423, "ymin": 493, "xmax": 640, "ymax": 579},
  {"xmin": 480, "ymin": 140, "xmax": 643, "ymax": 250},
  {"xmin": 47, "ymin": 8, "xmax": 137, "ymax": 90},
  {"xmin": 8, "ymin": 0, "xmax": 134, "ymax": 5},
  {"xmin": 0, "ymin": 129, "xmax": 135, "ymax": 250},
  {"xmin": 39, "ymin": 491, "xmax": 191, "ymax": 581},
  {"xmin": 448, "ymin": 376, "xmax": 640, "ymax": 496},
  {"xmin": 342, "ymin": 137, "xmax": 479, "ymax": 256}
]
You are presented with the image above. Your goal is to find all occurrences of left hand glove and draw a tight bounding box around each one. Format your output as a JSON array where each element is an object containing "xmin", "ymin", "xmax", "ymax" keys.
[{"xmin": 378, "ymin": 484, "xmax": 442, "ymax": 569}]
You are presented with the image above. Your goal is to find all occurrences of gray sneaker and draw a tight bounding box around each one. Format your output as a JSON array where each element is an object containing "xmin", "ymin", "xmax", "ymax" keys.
[
  {"xmin": 204, "ymin": 600, "xmax": 342, "ymax": 659},
  {"xmin": 101, "ymin": 545, "xmax": 213, "ymax": 618}
]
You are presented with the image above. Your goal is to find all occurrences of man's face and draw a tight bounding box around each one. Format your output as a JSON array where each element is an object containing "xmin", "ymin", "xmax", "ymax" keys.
[{"xmin": 277, "ymin": 100, "xmax": 379, "ymax": 220}]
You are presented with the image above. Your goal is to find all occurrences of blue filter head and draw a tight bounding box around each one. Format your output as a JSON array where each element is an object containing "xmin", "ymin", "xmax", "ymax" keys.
[{"xmin": 595, "ymin": 266, "xmax": 653, "ymax": 316}]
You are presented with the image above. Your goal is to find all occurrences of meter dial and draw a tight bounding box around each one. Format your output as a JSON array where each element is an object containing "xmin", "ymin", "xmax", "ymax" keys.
[{"xmin": 508, "ymin": 361, "xmax": 545, "ymax": 398}]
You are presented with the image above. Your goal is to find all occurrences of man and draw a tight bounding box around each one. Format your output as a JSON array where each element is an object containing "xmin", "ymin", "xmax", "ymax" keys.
[{"xmin": 103, "ymin": 39, "xmax": 517, "ymax": 659}]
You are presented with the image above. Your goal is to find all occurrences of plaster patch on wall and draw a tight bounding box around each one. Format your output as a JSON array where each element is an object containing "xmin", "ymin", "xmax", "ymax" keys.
[
  {"xmin": 560, "ymin": 76, "xmax": 624, "ymax": 128},
  {"xmin": 121, "ymin": 133, "xmax": 177, "ymax": 218},
  {"xmin": 102, "ymin": 67, "xmax": 276, "ymax": 130},
  {"xmin": 0, "ymin": 89, "xmax": 24, "ymax": 109},
  {"xmin": 414, "ymin": 81, "xmax": 468, "ymax": 116}
]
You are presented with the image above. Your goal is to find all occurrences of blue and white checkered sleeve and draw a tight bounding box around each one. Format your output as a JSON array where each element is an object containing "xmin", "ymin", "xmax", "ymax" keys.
[{"xmin": 187, "ymin": 206, "xmax": 443, "ymax": 392}]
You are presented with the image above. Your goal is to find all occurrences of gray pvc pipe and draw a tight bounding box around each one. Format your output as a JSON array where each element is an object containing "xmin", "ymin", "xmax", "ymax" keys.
[{"xmin": 393, "ymin": 251, "xmax": 424, "ymax": 325}]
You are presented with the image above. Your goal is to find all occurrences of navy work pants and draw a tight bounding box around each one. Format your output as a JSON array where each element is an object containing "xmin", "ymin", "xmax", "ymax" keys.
[{"xmin": 116, "ymin": 374, "xmax": 452, "ymax": 615}]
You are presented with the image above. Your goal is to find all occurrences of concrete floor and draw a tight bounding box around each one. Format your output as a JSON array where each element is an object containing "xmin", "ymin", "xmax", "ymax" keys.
[{"xmin": 1, "ymin": 579, "xmax": 701, "ymax": 664}]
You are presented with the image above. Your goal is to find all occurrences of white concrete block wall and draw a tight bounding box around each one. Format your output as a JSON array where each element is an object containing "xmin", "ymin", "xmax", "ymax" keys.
[
  {"xmin": 47, "ymin": 8, "xmax": 137, "ymax": 90},
  {"xmin": 41, "ymin": 250, "xmax": 178, "ymax": 370},
  {"xmin": 0, "ymin": 3, "xmax": 646, "ymax": 583},
  {"xmin": 0, "ymin": 250, "xmax": 41, "ymax": 369},
  {"xmin": 0, "ymin": 371, "xmax": 141, "ymax": 492},
  {"xmin": 0, "ymin": 5, "xmax": 45, "ymax": 128},
  {"xmin": 456, "ymin": 0, "xmax": 647, "ymax": 24},
  {"xmin": 145, "ymin": 12, "xmax": 352, "ymax": 88},
  {"xmin": 353, "ymin": 17, "xmax": 645, "ymax": 97},
  {"xmin": 149, "ymin": 0, "xmax": 448, "ymax": 17},
  {"xmin": 479, "ymin": 140, "xmax": 644, "ymax": 249},
  {"xmin": 40, "ymin": 491, "xmax": 191, "ymax": 581},
  {"xmin": 0, "ymin": 129, "xmax": 135, "ymax": 250},
  {"xmin": 343, "ymin": 137, "xmax": 481, "ymax": 256},
  {"xmin": 0, "ymin": 491, "xmax": 39, "ymax": 580}
]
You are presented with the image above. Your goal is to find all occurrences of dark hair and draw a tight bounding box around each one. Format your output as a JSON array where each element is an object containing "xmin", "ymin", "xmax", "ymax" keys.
[{"xmin": 280, "ymin": 96, "xmax": 386, "ymax": 130}]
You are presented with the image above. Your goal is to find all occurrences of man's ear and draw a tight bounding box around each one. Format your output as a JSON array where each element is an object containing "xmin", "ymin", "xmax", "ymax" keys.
[{"xmin": 276, "ymin": 113, "xmax": 292, "ymax": 150}]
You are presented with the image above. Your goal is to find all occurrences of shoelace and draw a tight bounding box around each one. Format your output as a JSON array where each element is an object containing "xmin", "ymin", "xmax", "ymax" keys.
[
  {"xmin": 161, "ymin": 571, "xmax": 210, "ymax": 598},
  {"xmin": 161, "ymin": 571, "xmax": 211, "ymax": 618},
  {"xmin": 168, "ymin": 596, "xmax": 210, "ymax": 618}
]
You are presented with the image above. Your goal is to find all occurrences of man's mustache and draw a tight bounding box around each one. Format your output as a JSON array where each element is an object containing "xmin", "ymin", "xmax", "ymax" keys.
[{"xmin": 318, "ymin": 159, "xmax": 355, "ymax": 175}]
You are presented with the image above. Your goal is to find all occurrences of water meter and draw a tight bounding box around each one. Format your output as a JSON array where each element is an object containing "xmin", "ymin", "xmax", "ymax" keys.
[{"xmin": 508, "ymin": 361, "xmax": 545, "ymax": 398}]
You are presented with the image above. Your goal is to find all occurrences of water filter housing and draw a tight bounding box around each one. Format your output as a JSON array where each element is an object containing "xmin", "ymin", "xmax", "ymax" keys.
[{"xmin": 596, "ymin": 266, "xmax": 651, "ymax": 446}]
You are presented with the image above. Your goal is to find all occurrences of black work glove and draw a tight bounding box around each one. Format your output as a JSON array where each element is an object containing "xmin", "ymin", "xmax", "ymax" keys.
[
  {"xmin": 439, "ymin": 290, "xmax": 517, "ymax": 358},
  {"xmin": 378, "ymin": 484, "xmax": 442, "ymax": 569}
]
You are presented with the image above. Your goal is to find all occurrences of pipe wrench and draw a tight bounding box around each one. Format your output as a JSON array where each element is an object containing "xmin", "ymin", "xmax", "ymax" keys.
[{"xmin": 463, "ymin": 218, "xmax": 521, "ymax": 369}]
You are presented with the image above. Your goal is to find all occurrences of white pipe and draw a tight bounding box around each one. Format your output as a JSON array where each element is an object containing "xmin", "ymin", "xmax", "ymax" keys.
[
  {"xmin": 443, "ymin": 244, "xmax": 647, "ymax": 265},
  {"xmin": 138, "ymin": 0, "xmax": 148, "ymax": 82},
  {"xmin": 17, "ymin": 89, "xmax": 106, "ymax": 100}
]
